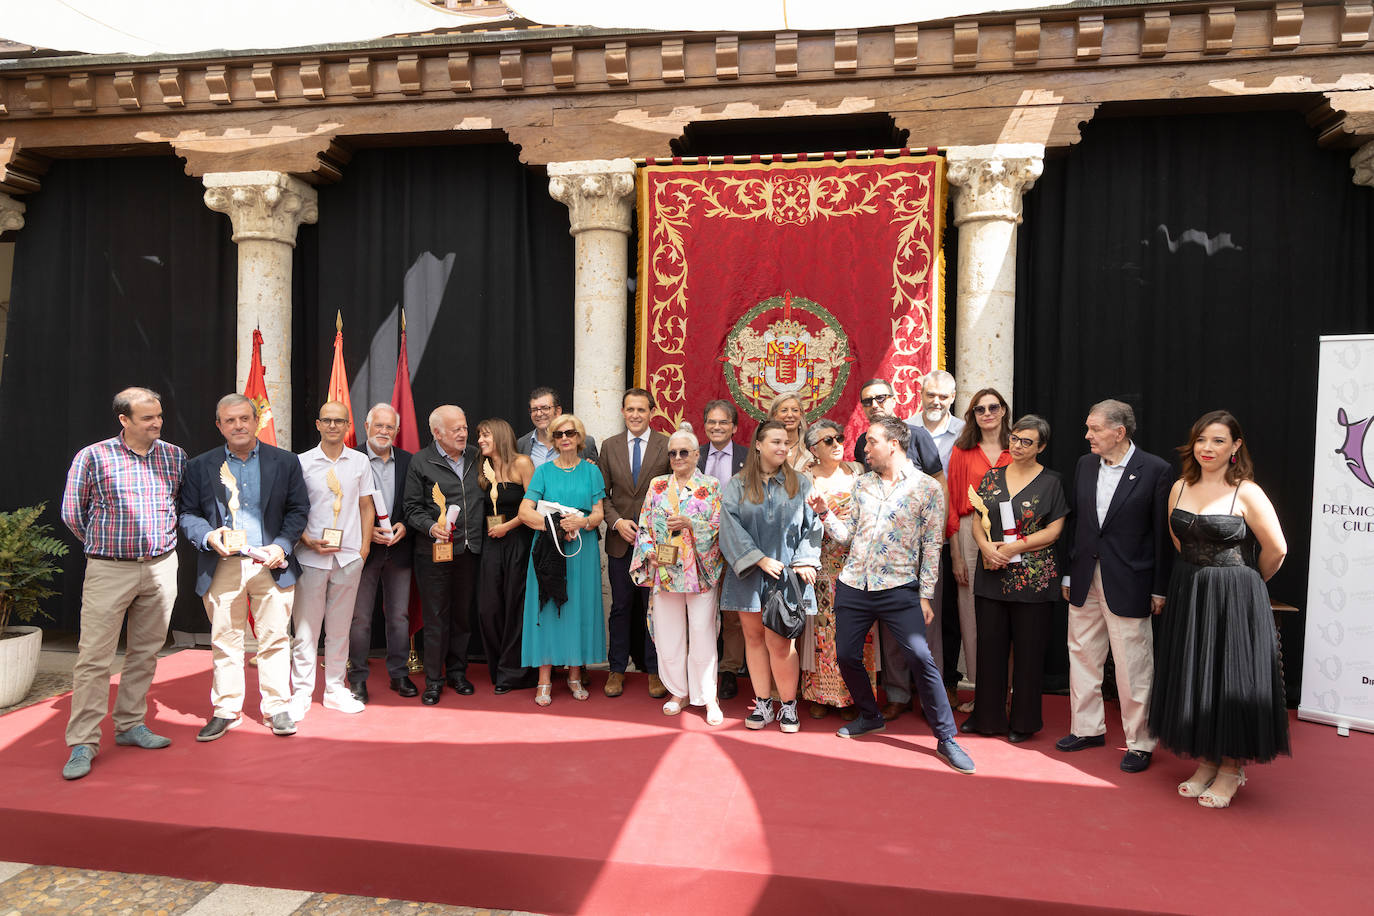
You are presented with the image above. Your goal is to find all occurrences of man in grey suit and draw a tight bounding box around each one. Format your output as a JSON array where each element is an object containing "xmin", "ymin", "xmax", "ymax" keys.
[
  {"xmin": 697, "ymin": 399, "xmax": 747, "ymax": 700},
  {"xmin": 516, "ymin": 386, "xmax": 598, "ymax": 466}
]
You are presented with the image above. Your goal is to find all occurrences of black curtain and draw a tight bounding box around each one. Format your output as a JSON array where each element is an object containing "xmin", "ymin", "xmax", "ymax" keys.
[
  {"xmin": 0, "ymin": 157, "xmax": 238, "ymax": 630},
  {"xmin": 1015, "ymin": 111, "xmax": 1374, "ymax": 699},
  {"xmin": 295, "ymin": 143, "xmax": 575, "ymax": 437}
]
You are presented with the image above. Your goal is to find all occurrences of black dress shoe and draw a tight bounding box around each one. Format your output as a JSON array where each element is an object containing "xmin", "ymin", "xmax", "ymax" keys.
[
  {"xmin": 196, "ymin": 716, "xmax": 237, "ymax": 742},
  {"xmin": 493, "ymin": 684, "xmax": 512, "ymax": 695},
  {"xmin": 1008, "ymin": 730, "xmax": 1034, "ymax": 744},
  {"xmin": 718, "ymin": 671, "xmax": 738, "ymax": 701},
  {"xmin": 390, "ymin": 677, "xmax": 419, "ymax": 698},
  {"xmin": 959, "ymin": 718, "xmax": 984, "ymax": 735},
  {"xmin": 421, "ymin": 684, "xmax": 442, "ymax": 705},
  {"xmin": 350, "ymin": 682, "xmax": 369, "ymax": 704},
  {"xmin": 1120, "ymin": 749, "xmax": 1153, "ymax": 773},
  {"xmin": 1055, "ymin": 733, "xmax": 1106, "ymax": 752},
  {"xmin": 447, "ymin": 676, "xmax": 475, "ymax": 696}
]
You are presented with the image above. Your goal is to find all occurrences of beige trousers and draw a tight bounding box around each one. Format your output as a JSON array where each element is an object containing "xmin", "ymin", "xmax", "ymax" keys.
[
  {"xmin": 203, "ymin": 556, "xmax": 294, "ymax": 720},
  {"xmin": 65, "ymin": 551, "xmax": 178, "ymax": 749},
  {"xmin": 720, "ymin": 608, "xmax": 745, "ymax": 674},
  {"xmin": 653, "ymin": 591, "xmax": 720, "ymax": 706},
  {"xmin": 953, "ymin": 513, "xmax": 979, "ymax": 684},
  {"xmin": 1067, "ymin": 563, "xmax": 1158, "ymax": 752}
]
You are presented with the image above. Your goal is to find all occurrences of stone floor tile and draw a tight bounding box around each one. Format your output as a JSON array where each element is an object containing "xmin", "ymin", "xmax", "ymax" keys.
[
  {"xmin": 182, "ymin": 883, "xmax": 313, "ymax": 916},
  {"xmin": 0, "ymin": 864, "xmax": 216, "ymax": 914}
]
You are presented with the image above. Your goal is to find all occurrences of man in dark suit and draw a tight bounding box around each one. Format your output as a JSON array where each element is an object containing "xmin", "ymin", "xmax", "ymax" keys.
[
  {"xmin": 403, "ymin": 404, "xmax": 486, "ymax": 705},
  {"xmin": 698, "ymin": 398, "xmax": 748, "ymax": 700},
  {"xmin": 1057, "ymin": 399, "xmax": 1172, "ymax": 773},
  {"xmin": 516, "ymin": 385, "xmax": 599, "ymax": 467},
  {"xmin": 347, "ymin": 403, "xmax": 417, "ymax": 701},
  {"xmin": 178, "ymin": 393, "xmax": 310, "ymax": 742},
  {"xmin": 599, "ymin": 387, "xmax": 670, "ymax": 698}
]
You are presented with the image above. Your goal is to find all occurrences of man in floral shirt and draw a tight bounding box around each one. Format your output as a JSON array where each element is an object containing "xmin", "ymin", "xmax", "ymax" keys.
[{"xmin": 809, "ymin": 416, "xmax": 975, "ymax": 774}]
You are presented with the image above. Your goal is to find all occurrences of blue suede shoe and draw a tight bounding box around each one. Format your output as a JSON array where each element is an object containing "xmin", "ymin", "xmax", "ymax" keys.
[
  {"xmin": 936, "ymin": 738, "xmax": 976, "ymax": 775},
  {"xmin": 62, "ymin": 745, "xmax": 95, "ymax": 780},
  {"xmin": 836, "ymin": 718, "xmax": 887, "ymax": 739},
  {"xmin": 115, "ymin": 724, "xmax": 171, "ymax": 749}
]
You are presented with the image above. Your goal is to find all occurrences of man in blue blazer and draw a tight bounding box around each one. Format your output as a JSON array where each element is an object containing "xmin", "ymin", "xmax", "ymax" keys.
[
  {"xmin": 179, "ymin": 393, "xmax": 310, "ymax": 742},
  {"xmin": 347, "ymin": 402, "xmax": 417, "ymax": 701},
  {"xmin": 1057, "ymin": 399, "xmax": 1173, "ymax": 773}
]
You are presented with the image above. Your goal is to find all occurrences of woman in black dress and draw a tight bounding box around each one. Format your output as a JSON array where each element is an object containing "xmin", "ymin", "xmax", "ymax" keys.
[
  {"xmin": 1149, "ymin": 410, "xmax": 1288, "ymax": 809},
  {"xmin": 476, "ymin": 417, "xmax": 537, "ymax": 693},
  {"xmin": 961, "ymin": 415, "xmax": 1068, "ymax": 742}
]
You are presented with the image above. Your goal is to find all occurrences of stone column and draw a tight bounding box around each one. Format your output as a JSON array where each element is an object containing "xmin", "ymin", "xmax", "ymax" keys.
[
  {"xmin": 203, "ymin": 171, "xmax": 318, "ymax": 448},
  {"xmin": 945, "ymin": 145, "xmax": 1044, "ymax": 414},
  {"xmin": 1352, "ymin": 142, "xmax": 1374, "ymax": 189},
  {"xmin": 547, "ymin": 159, "xmax": 636, "ymax": 444},
  {"xmin": 0, "ymin": 194, "xmax": 24, "ymax": 381}
]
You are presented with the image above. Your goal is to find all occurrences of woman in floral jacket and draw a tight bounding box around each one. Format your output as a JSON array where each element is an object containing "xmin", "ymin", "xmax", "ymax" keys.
[{"xmin": 631, "ymin": 423, "xmax": 725, "ymax": 725}]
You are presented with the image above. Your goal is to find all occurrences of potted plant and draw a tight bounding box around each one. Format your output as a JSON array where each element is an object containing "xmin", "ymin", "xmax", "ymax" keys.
[{"xmin": 0, "ymin": 503, "xmax": 68, "ymax": 708}]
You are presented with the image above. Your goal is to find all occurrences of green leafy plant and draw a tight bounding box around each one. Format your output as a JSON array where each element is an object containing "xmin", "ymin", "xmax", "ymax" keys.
[{"xmin": 0, "ymin": 503, "xmax": 68, "ymax": 632}]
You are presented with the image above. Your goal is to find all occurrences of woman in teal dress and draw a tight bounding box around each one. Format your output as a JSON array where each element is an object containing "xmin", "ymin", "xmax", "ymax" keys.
[{"xmin": 517, "ymin": 413, "xmax": 607, "ymax": 707}]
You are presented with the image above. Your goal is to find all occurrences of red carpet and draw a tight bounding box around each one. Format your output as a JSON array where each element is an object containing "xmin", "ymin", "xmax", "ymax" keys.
[{"xmin": 0, "ymin": 650, "xmax": 1366, "ymax": 915}]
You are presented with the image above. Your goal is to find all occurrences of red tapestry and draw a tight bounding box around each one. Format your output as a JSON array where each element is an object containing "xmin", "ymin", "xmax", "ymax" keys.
[{"xmin": 635, "ymin": 155, "xmax": 946, "ymax": 457}]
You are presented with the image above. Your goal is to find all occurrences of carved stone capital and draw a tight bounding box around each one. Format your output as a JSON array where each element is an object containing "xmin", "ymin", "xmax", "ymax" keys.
[
  {"xmin": 1352, "ymin": 141, "xmax": 1374, "ymax": 188},
  {"xmin": 0, "ymin": 193, "xmax": 25, "ymax": 233},
  {"xmin": 547, "ymin": 159, "xmax": 636, "ymax": 235},
  {"xmin": 202, "ymin": 171, "xmax": 318, "ymax": 245},
  {"xmin": 946, "ymin": 144, "xmax": 1045, "ymax": 226}
]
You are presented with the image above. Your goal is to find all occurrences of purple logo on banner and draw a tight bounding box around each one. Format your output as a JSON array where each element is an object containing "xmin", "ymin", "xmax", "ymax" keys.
[{"xmin": 1335, "ymin": 409, "xmax": 1374, "ymax": 489}]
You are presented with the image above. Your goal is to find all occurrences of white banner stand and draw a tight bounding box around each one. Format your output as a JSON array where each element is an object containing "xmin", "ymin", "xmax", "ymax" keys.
[{"xmin": 1299, "ymin": 334, "xmax": 1374, "ymax": 735}]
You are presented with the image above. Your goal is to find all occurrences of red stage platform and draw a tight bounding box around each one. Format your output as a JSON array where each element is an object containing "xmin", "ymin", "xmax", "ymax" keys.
[{"xmin": 0, "ymin": 650, "xmax": 1366, "ymax": 915}]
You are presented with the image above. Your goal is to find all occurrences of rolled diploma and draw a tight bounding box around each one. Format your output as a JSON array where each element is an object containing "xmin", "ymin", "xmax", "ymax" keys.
[
  {"xmin": 371, "ymin": 491, "xmax": 394, "ymax": 535},
  {"xmin": 445, "ymin": 505, "xmax": 460, "ymax": 528},
  {"xmin": 998, "ymin": 502, "xmax": 1023, "ymax": 564},
  {"xmin": 241, "ymin": 545, "xmax": 273, "ymax": 563}
]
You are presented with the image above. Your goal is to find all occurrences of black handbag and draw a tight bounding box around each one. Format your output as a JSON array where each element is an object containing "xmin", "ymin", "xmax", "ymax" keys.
[{"xmin": 761, "ymin": 568, "xmax": 807, "ymax": 640}]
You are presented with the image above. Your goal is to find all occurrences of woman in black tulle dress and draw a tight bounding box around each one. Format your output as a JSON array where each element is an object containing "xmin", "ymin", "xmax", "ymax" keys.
[{"xmin": 1148, "ymin": 410, "xmax": 1289, "ymax": 809}]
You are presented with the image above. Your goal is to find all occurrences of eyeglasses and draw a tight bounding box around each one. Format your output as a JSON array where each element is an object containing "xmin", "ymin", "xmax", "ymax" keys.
[
  {"xmin": 667, "ymin": 449, "xmax": 694, "ymax": 459},
  {"xmin": 530, "ymin": 405, "xmax": 556, "ymax": 415},
  {"xmin": 1009, "ymin": 434, "xmax": 1039, "ymax": 448},
  {"xmin": 369, "ymin": 424, "xmax": 396, "ymax": 433},
  {"xmin": 318, "ymin": 418, "xmax": 349, "ymax": 427},
  {"xmin": 859, "ymin": 394, "xmax": 892, "ymax": 407},
  {"xmin": 815, "ymin": 435, "xmax": 844, "ymax": 448},
  {"xmin": 551, "ymin": 429, "xmax": 578, "ymax": 440},
  {"xmin": 973, "ymin": 404, "xmax": 1004, "ymax": 416}
]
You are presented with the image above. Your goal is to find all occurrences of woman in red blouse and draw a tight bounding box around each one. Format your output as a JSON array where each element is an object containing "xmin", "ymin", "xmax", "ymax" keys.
[{"xmin": 945, "ymin": 387, "xmax": 1012, "ymax": 712}]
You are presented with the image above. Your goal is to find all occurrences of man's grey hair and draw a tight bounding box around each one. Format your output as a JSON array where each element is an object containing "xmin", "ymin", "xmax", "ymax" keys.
[
  {"xmin": 428, "ymin": 404, "xmax": 464, "ymax": 434},
  {"xmin": 113, "ymin": 387, "xmax": 160, "ymax": 419},
  {"xmin": 1089, "ymin": 399, "xmax": 1136, "ymax": 439},
  {"xmin": 216, "ymin": 393, "xmax": 257, "ymax": 420},
  {"xmin": 920, "ymin": 370, "xmax": 956, "ymax": 394},
  {"xmin": 365, "ymin": 402, "xmax": 400, "ymax": 427}
]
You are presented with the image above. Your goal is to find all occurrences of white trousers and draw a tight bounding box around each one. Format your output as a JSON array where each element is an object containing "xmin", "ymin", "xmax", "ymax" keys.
[
  {"xmin": 291, "ymin": 559, "xmax": 364, "ymax": 713},
  {"xmin": 652, "ymin": 591, "xmax": 720, "ymax": 706},
  {"xmin": 204, "ymin": 557, "xmax": 293, "ymax": 720},
  {"xmin": 1067, "ymin": 563, "xmax": 1158, "ymax": 752}
]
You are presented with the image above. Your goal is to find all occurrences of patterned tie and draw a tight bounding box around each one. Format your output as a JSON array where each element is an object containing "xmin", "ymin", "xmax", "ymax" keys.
[
  {"xmin": 631, "ymin": 435, "xmax": 642, "ymax": 486},
  {"xmin": 710, "ymin": 449, "xmax": 724, "ymax": 482}
]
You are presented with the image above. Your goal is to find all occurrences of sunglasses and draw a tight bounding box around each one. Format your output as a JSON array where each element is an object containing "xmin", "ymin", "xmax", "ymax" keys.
[
  {"xmin": 859, "ymin": 394, "xmax": 892, "ymax": 407},
  {"xmin": 973, "ymin": 404, "xmax": 1004, "ymax": 415},
  {"xmin": 551, "ymin": 429, "xmax": 578, "ymax": 440},
  {"xmin": 668, "ymin": 449, "xmax": 694, "ymax": 459},
  {"xmin": 1009, "ymin": 433, "xmax": 1039, "ymax": 448},
  {"xmin": 815, "ymin": 434, "xmax": 844, "ymax": 448}
]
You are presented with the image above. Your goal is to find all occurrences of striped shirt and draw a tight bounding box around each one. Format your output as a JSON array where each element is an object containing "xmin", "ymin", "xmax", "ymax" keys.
[{"xmin": 61, "ymin": 435, "xmax": 186, "ymax": 558}]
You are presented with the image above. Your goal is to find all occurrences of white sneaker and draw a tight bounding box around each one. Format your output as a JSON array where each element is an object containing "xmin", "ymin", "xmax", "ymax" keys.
[
  {"xmin": 323, "ymin": 691, "xmax": 365, "ymax": 714},
  {"xmin": 288, "ymin": 696, "xmax": 309, "ymax": 723}
]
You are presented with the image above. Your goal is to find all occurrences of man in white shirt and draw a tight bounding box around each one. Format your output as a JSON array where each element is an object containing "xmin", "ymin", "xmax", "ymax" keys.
[
  {"xmin": 916, "ymin": 369, "xmax": 966, "ymax": 704},
  {"xmin": 1059, "ymin": 399, "xmax": 1172, "ymax": 773},
  {"xmin": 697, "ymin": 399, "xmax": 748, "ymax": 700},
  {"xmin": 290, "ymin": 400, "xmax": 375, "ymax": 719},
  {"xmin": 917, "ymin": 370, "xmax": 965, "ymax": 469}
]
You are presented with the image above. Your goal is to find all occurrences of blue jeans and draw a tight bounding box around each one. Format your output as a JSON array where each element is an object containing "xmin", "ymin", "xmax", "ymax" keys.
[{"xmin": 835, "ymin": 580, "xmax": 955, "ymax": 741}]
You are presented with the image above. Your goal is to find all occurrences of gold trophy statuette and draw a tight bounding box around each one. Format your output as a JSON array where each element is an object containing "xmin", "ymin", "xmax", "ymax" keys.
[
  {"xmin": 968, "ymin": 485, "xmax": 995, "ymax": 570},
  {"xmin": 484, "ymin": 459, "xmax": 506, "ymax": 532},
  {"xmin": 219, "ymin": 462, "xmax": 247, "ymax": 551},
  {"xmin": 431, "ymin": 483, "xmax": 453, "ymax": 562},
  {"xmin": 321, "ymin": 468, "xmax": 344, "ymax": 549},
  {"xmin": 655, "ymin": 481, "xmax": 686, "ymax": 566}
]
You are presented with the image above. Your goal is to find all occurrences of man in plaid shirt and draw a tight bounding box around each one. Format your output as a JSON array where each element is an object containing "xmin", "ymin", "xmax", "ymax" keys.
[{"xmin": 59, "ymin": 387, "xmax": 186, "ymax": 780}]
